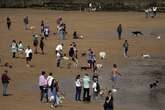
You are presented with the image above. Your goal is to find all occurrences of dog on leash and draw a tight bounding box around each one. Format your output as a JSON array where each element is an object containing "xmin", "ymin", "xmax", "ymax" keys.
[{"xmin": 131, "ymin": 31, "xmax": 144, "ymax": 37}]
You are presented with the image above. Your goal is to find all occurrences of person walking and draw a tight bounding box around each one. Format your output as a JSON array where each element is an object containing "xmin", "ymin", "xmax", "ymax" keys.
[
  {"xmin": 25, "ymin": 46, "xmax": 33, "ymax": 67},
  {"xmin": 23, "ymin": 16, "xmax": 29, "ymax": 30},
  {"xmin": 39, "ymin": 37, "xmax": 45, "ymax": 55},
  {"xmin": 111, "ymin": 64, "xmax": 121, "ymax": 92},
  {"xmin": 123, "ymin": 40, "xmax": 129, "ymax": 58},
  {"xmin": 117, "ymin": 24, "xmax": 122, "ymax": 40},
  {"xmin": 1, "ymin": 70, "xmax": 10, "ymax": 96},
  {"xmin": 50, "ymin": 79, "xmax": 57, "ymax": 108},
  {"xmin": 40, "ymin": 20, "xmax": 44, "ymax": 33},
  {"xmin": 39, "ymin": 71, "xmax": 48, "ymax": 103},
  {"xmin": 56, "ymin": 51, "xmax": 62, "ymax": 67},
  {"xmin": 75, "ymin": 75, "xmax": 82, "ymax": 101},
  {"xmin": 83, "ymin": 73, "xmax": 91, "ymax": 101},
  {"xmin": 6, "ymin": 17, "xmax": 11, "ymax": 30},
  {"xmin": 104, "ymin": 90, "xmax": 114, "ymax": 110}
]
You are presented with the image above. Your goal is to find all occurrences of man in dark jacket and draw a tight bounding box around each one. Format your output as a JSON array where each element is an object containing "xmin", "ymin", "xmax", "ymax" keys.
[
  {"xmin": 1, "ymin": 70, "xmax": 10, "ymax": 96},
  {"xmin": 117, "ymin": 24, "xmax": 122, "ymax": 40}
]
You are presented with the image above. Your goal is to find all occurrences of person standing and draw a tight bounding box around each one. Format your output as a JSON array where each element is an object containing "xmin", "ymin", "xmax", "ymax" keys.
[
  {"xmin": 10, "ymin": 40, "xmax": 18, "ymax": 58},
  {"xmin": 92, "ymin": 78, "xmax": 100, "ymax": 100},
  {"xmin": 44, "ymin": 26, "xmax": 50, "ymax": 39},
  {"xmin": 33, "ymin": 35, "xmax": 39, "ymax": 54},
  {"xmin": 25, "ymin": 46, "xmax": 33, "ymax": 67},
  {"xmin": 111, "ymin": 64, "xmax": 121, "ymax": 92},
  {"xmin": 117, "ymin": 24, "xmax": 122, "ymax": 40},
  {"xmin": 83, "ymin": 74, "xmax": 91, "ymax": 101},
  {"xmin": 39, "ymin": 37, "xmax": 45, "ymax": 54},
  {"xmin": 6, "ymin": 17, "xmax": 11, "ymax": 30},
  {"xmin": 75, "ymin": 75, "xmax": 82, "ymax": 101},
  {"xmin": 39, "ymin": 71, "xmax": 48, "ymax": 103},
  {"xmin": 56, "ymin": 51, "xmax": 62, "ymax": 67},
  {"xmin": 47, "ymin": 72, "xmax": 54, "ymax": 98},
  {"xmin": 123, "ymin": 40, "xmax": 129, "ymax": 58},
  {"xmin": 18, "ymin": 41, "xmax": 24, "ymax": 58},
  {"xmin": 104, "ymin": 90, "xmax": 114, "ymax": 110},
  {"xmin": 40, "ymin": 20, "xmax": 44, "ymax": 33},
  {"xmin": 23, "ymin": 16, "xmax": 29, "ymax": 30},
  {"xmin": 1, "ymin": 70, "xmax": 10, "ymax": 96}
]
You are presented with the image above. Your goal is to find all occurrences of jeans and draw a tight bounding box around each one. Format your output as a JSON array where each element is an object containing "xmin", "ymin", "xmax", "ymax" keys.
[
  {"xmin": 83, "ymin": 88, "xmax": 90, "ymax": 101},
  {"xmin": 3, "ymin": 83, "xmax": 8, "ymax": 96},
  {"xmin": 75, "ymin": 87, "xmax": 81, "ymax": 101}
]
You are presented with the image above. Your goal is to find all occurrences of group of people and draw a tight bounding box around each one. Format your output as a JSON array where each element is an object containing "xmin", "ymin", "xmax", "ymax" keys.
[
  {"xmin": 75, "ymin": 73, "xmax": 101, "ymax": 102},
  {"xmin": 10, "ymin": 40, "xmax": 33, "ymax": 67},
  {"xmin": 3, "ymin": 15, "xmax": 127, "ymax": 110},
  {"xmin": 38, "ymin": 71, "xmax": 63, "ymax": 108},
  {"xmin": 145, "ymin": 6, "xmax": 158, "ymax": 18}
]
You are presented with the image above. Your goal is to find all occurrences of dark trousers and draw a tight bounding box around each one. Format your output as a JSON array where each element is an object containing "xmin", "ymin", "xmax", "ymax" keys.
[
  {"xmin": 40, "ymin": 86, "xmax": 48, "ymax": 102},
  {"xmin": 57, "ymin": 59, "xmax": 61, "ymax": 67},
  {"xmin": 118, "ymin": 32, "xmax": 122, "ymax": 40},
  {"xmin": 83, "ymin": 88, "xmax": 90, "ymax": 101},
  {"xmin": 7, "ymin": 23, "xmax": 11, "ymax": 30},
  {"xmin": 75, "ymin": 87, "xmax": 81, "ymax": 101},
  {"xmin": 12, "ymin": 52, "xmax": 16, "ymax": 58}
]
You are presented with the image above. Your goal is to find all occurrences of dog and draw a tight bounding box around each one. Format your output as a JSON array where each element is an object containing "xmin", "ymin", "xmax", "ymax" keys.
[
  {"xmin": 141, "ymin": 53, "xmax": 151, "ymax": 58},
  {"xmin": 99, "ymin": 52, "xmax": 106, "ymax": 60},
  {"xmin": 81, "ymin": 66, "xmax": 91, "ymax": 70},
  {"xmin": 131, "ymin": 31, "xmax": 144, "ymax": 37},
  {"xmin": 95, "ymin": 64, "xmax": 103, "ymax": 72},
  {"xmin": 149, "ymin": 80, "xmax": 159, "ymax": 89},
  {"xmin": 81, "ymin": 53, "xmax": 86, "ymax": 57}
]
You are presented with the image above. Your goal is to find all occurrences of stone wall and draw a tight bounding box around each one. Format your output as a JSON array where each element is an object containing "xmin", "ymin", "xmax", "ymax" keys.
[{"xmin": 0, "ymin": 0, "xmax": 165, "ymax": 11}]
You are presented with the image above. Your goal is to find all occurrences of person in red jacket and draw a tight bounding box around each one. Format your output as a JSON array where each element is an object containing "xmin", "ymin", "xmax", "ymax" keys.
[{"xmin": 1, "ymin": 70, "xmax": 10, "ymax": 96}]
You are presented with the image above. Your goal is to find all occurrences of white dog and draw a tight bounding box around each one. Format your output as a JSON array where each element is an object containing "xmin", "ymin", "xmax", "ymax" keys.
[
  {"xmin": 95, "ymin": 64, "xmax": 103, "ymax": 72},
  {"xmin": 99, "ymin": 52, "xmax": 106, "ymax": 60},
  {"xmin": 142, "ymin": 54, "xmax": 151, "ymax": 58}
]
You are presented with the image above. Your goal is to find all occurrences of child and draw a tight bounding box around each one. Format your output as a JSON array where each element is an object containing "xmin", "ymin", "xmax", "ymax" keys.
[{"xmin": 25, "ymin": 46, "xmax": 33, "ymax": 67}]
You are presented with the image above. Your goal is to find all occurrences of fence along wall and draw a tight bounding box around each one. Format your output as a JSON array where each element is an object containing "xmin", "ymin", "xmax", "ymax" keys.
[{"xmin": 0, "ymin": 0, "xmax": 165, "ymax": 11}]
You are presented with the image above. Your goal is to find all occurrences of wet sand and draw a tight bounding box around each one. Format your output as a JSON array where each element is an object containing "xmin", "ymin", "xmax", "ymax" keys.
[{"xmin": 0, "ymin": 9, "xmax": 165, "ymax": 110}]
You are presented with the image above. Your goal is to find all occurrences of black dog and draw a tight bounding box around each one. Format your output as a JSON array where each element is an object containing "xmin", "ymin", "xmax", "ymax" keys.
[
  {"xmin": 149, "ymin": 80, "xmax": 159, "ymax": 89},
  {"xmin": 81, "ymin": 53, "xmax": 86, "ymax": 57},
  {"xmin": 81, "ymin": 66, "xmax": 91, "ymax": 70},
  {"xmin": 131, "ymin": 31, "xmax": 144, "ymax": 37}
]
